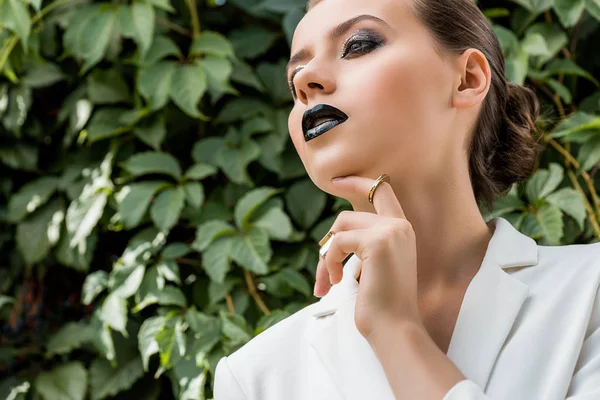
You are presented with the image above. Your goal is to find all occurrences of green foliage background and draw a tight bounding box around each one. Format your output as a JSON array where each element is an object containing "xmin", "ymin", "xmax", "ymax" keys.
[{"xmin": 1, "ymin": 0, "xmax": 600, "ymax": 398}]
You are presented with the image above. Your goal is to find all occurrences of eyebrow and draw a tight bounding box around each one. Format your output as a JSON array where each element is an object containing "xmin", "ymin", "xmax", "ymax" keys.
[{"xmin": 285, "ymin": 14, "xmax": 390, "ymax": 78}]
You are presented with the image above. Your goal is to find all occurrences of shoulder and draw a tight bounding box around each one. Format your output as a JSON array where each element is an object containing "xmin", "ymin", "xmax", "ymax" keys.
[
  {"xmin": 535, "ymin": 241, "xmax": 600, "ymax": 278},
  {"xmin": 516, "ymin": 241, "xmax": 600, "ymax": 307},
  {"xmin": 214, "ymin": 297, "xmax": 327, "ymax": 394}
]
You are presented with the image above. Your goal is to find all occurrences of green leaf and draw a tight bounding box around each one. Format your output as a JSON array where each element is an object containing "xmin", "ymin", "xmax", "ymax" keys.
[
  {"xmin": 155, "ymin": 318, "xmax": 177, "ymax": 367},
  {"xmin": 521, "ymin": 32, "xmax": 550, "ymax": 56},
  {"xmin": 254, "ymin": 0, "xmax": 305, "ymax": 13},
  {"xmin": 191, "ymin": 137, "xmax": 225, "ymax": 165},
  {"xmin": 35, "ymin": 362, "xmax": 87, "ymax": 400},
  {"xmin": 134, "ymin": 266, "xmax": 187, "ymax": 311},
  {"xmin": 79, "ymin": 8, "xmax": 118, "ymax": 73},
  {"xmin": 578, "ymin": 136, "xmax": 600, "ymax": 171},
  {"xmin": 82, "ymin": 270, "xmax": 109, "ymax": 305},
  {"xmin": 252, "ymin": 206, "xmax": 294, "ymax": 241},
  {"xmin": 56, "ymin": 227, "xmax": 97, "ymax": 272},
  {"xmin": 85, "ymin": 108, "xmax": 129, "ymax": 142},
  {"xmin": 215, "ymin": 133, "xmax": 261, "ymax": 185},
  {"xmin": 279, "ymin": 268, "xmax": 311, "ymax": 296},
  {"xmin": 190, "ymin": 31, "xmax": 235, "ymax": 58},
  {"xmin": 219, "ymin": 311, "xmax": 252, "ymax": 344},
  {"xmin": 184, "ymin": 163, "xmax": 218, "ymax": 180},
  {"xmin": 230, "ymin": 59, "xmax": 266, "ymax": 92},
  {"xmin": 541, "ymin": 59, "xmax": 599, "ymax": 87},
  {"xmin": 587, "ymin": 0, "xmax": 600, "ymax": 22},
  {"xmin": 201, "ymin": 56, "xmax": 238, "ymax": 99},
  {"xmin": 8, "ymin": 176, "xmax": 59, "ymax": 222},
  {"xmin": 16, "ymin": 199, "xmax": 63, "ymax": 265},
  {"xmin": 285, "ymin": 178, "xmax": 327, "ymax": 229},
  {"xmin": 526, "ymin": 23, "xmax": 568, "ymax": 65},
  {"xmin": 183, "ymin": 182, "xmax": 204, "ymax": 208},
  {"xmin": 169, "ymin": 63, "xmax": 208, "ymax": 119},
  {"xmin": 546, "ymin": 78, "xmax": 572, "ymax": 104},
  {"xmin": 118, "ymin": 181, "xmax": 168, "ymax": 229},
  {"xmin": 256, "ymin": 309, "xmax": 291, "ymax": 332},
  {"xmin": 144, "ymin": 0, "xmax": 175, "ymax": 12},
  {"xmin": 192, "ymin": 220, "xmax": 236, "ymax": 252},
  {"xmin": 509, "ymin": 0, "xmax": 552, "ymax": 12},
  {"xmin": 22, "ymin": 63, "xmax": 66, "ymax": 88},
  {"xmin": 234, "ymin": 187, "xmax": 283, "ymax": 229},
  {"xmin": 109, "ymin": 264, "xmax": 146, "ymax": 298},
  {"xmin": 505, "ymin": 48, "xmax": 529, "ymax": 85},
  {"xmin": 256, "ymin": 60, "xmax": 292, "ymax": 103},
  {"xmin": 131, "ymin": 2, "xmax": 155, "ymax": 57},
  {"xmin": 545, "ymin": 188, "xmax": 586, "ymax": 230},
  {"xmin": 549, "ymin": 112, "xmax": 600, "ymax": 140},
  {"xmin": 89, "ymin": 355, "xmax": 144, "ymax": 400},
  {"xmin": 134, "ymin": 115, "xmax": 167, "ymax": 150},
  {"xmin": 490, "ymin": 193, "xmax": 526, "ymax": 217},
  {"xmin": 87, "ymin": 68, "xmax": 130, "ymax": 104},
  {"xmin": 161, "ymin": 242, "xmax": 191, "ymax": 259},
  {"xmin": 137, "ymin": 315, "xmax": 166, "ymax": 371},
  {"xmin": 536, "ymin": 203, "xmax": 564, "ymax": 245},
  {"xmin": 525, "ymin": 163, "xmax": 564, "ymax": 202},
  {"xmin": 229, "ymin": 227, "xmax": 271, "ymax": 274},
  {"xmin": 100, "ymin": 292, "xmax": 128, "ymax": 337},
  {"xmin": 0, "ymin": 0, "xmax": 31, "ymax": 47},
  {"xmin": 0, "ymin": 143, "xmax": 38, "ymax": 170},
  {"xmin": 157, "ymin": 260, "xmax": 181, "ymax": 285},
  {"xmin": 201, "ymin": 236, "xmax": 233, "ymax": 283},
  {"xmin": 140, "ymin": 35, "xmax": 181, "ymax": 65},
  {"xmin": 46, "ymin": 322, "xmax": 93, "ymax": 356},
  {"xmin": 552, "ymin": 0, "xmax": 585, "ymax": 27},
  {"xmin": 66, "ymin": 184, "xmax": 108, "ymax": 249},
  {"xmin": 150, "ymin": 186, "xmax": 185, "ymax": 231},
  {"xmin": 228, "ymin": 27, "xmax": 279, "ymax": 59},
  {"xmin": 122, "ymin": 151, "xmax": 182, "ymax": 180},
  {"xmin": 138, "ymin": 61, "xmax": 176, "ymax": 110}
]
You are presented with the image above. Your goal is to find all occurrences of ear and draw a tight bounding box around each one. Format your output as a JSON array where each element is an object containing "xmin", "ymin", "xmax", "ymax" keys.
[{"xmin": 452, "ymin": 48, "xmax": 491, "ymax": 109}]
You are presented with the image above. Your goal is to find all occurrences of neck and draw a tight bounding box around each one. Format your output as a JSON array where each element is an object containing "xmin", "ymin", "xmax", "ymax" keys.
[{"xmin": 343, "ymin": 174, "xmax": 494, "ymax": 292}]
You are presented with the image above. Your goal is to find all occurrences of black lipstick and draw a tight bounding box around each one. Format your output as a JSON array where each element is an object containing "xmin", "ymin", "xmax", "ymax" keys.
[{"xmin": 302, "ymin": 104, "xmax": 349, "ymax": 142}]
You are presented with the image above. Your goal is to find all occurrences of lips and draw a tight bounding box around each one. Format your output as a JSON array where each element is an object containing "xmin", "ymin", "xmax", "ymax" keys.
[{"xmin": 302, "ymin": 104, "xmax": 348, "ymax": 142}]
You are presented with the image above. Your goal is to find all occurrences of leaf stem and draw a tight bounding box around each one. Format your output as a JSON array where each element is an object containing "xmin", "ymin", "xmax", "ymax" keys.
[
  {"xmin": 567, "ymin": 169, "xmax": 600, "ymax": 238},
  {"xmin": 243, "ymin": 269, "xmax": 270, "ymax": 315},
  {"xmin": 184, "ymin": 0, "xmax": 201, "ymax": 39}
]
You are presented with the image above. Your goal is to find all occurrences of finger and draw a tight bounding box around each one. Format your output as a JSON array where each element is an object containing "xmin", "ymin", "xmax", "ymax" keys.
[
  {"xmin": 314, "ymin": 257, "xmax": 331, "ymax": 297},
  {"xmin": 323, "ymin": 228, "xmax": 371, "ymax": 285},
  {"xmin": 328, "ymin": 210, "xmax": 387, "ymax": 237},
  {"xmin": 331, "ymin": 175, "xmax": 406, "ymax": 218}
]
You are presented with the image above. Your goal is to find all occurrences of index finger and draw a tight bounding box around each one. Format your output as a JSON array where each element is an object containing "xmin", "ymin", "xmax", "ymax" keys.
[{"xmin": 332, "ymin": 174, "xmax": 406, "ymax": 218}]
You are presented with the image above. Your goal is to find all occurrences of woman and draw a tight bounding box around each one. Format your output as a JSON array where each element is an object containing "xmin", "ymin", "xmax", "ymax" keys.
[{"xmin": 214, "ymin": 0, "xmax": 600, "ymax": 398}]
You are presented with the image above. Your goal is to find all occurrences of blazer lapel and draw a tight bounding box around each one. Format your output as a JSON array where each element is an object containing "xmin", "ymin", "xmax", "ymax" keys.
[{"xmin": 310, "ymin": 217, "xmax": 539, "ymax": 400}]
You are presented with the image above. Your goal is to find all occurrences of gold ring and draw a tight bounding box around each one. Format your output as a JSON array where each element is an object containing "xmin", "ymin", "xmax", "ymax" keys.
[
  {"xmin": 368, "ymin": 174, "xmax": 391, "ymax": 204},
  {"xmin": 318, "ymin": 230, "xmax": 335, "ymax": 258}
]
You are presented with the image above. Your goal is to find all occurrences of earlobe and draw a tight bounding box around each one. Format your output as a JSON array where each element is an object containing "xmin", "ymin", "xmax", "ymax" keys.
[{"xmin": 452, "ymin": 49, "xmax": 491, "ymax": 109}]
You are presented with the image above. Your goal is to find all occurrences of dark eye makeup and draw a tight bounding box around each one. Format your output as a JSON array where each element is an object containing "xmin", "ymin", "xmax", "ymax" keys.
[{"xmin": 287, "ymin": 29, "xmax": 386, "ymax": 99}]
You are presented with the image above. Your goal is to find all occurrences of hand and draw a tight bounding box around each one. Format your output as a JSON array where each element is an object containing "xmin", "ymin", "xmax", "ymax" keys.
[{"xmin": 314, "ymin": 175, "xmax": 424, "ymax": 340}]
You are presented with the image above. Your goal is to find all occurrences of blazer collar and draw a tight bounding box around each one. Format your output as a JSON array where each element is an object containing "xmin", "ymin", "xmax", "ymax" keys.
[{"xmin": 310, "ymin": 217, "xmax": 539, "ymax": 400}]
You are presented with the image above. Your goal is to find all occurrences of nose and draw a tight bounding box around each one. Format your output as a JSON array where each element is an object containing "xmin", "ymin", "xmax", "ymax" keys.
[{"xmin": 294, "ymin": 63, "xmax": 336, "ymax": 104}]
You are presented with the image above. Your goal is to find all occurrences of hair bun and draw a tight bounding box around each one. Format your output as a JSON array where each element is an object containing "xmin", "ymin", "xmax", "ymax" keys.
[{"xmin": 492, "ymin": 82, "xmax": 542, "ymax": 193}]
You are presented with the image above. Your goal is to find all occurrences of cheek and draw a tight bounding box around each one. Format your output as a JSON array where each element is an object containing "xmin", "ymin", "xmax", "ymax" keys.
[{"xmin": 288, "ymin": 108, "xmax": 305, "ymax": 156}]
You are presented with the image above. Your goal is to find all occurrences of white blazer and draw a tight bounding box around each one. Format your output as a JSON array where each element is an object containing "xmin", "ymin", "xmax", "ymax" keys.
[{"xmin": 213, "ymin": 217, "xmax": 600, "ymax": 399}]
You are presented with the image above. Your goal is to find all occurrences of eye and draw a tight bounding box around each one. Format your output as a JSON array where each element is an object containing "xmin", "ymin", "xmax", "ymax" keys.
[{"xmin": 341, "ymin": 32, "xmax": 384, "ymax": 58}]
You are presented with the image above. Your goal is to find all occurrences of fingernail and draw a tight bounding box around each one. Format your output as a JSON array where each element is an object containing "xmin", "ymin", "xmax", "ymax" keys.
[{"xmin": 313, "ymin": 281, "xmax": 321, "ymax": 297}]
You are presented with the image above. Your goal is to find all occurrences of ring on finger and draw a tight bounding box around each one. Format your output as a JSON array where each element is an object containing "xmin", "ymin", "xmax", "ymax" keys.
[{"xmin": 318, "ymin": 230, "xmax": 335, "ymax": 259}]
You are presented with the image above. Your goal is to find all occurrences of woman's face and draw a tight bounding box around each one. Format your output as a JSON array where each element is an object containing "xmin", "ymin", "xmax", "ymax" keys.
[{"xmin": 287, "ymin": 0, "xmax": 464, "ymax": 199}]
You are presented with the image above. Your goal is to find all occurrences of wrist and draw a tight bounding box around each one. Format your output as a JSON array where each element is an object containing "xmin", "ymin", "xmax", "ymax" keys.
[{"xmin": 366, "ymin": 318, "xmax": 427, "ymax": 350}]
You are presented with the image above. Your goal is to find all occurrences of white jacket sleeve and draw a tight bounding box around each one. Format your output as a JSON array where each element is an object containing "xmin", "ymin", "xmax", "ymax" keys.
[
  {"xmin": 444, "ymin": 283, "xmax": 600, "ymax": 400},
  {"xmin": 213, "ymin": 356, "xmax": 247, "ymax": 400}
]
